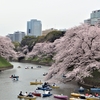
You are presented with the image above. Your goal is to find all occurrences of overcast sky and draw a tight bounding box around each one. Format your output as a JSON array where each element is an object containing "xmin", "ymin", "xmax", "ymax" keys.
[{"xmin": 0, "ymin": 0, "xmax": 100, "ymax": 36}]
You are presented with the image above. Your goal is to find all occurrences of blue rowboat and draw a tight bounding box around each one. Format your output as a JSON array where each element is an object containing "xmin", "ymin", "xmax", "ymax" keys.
[
  {"xmin": 91, "ymin": 88, "xmax": 100, "ymax": 92},
  {"xmin": 42, "ymin": 94, "xmax": 52, "ymax": 97},
  {"xmin": 36, "ymin": 87, "xmax": 52, "ymax": 91}
]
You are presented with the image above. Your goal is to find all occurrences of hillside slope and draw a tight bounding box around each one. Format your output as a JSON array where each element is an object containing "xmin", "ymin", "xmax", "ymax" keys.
[{"xmin": 0, "ymin": 56, "xmax": 13, "ymax": 70}]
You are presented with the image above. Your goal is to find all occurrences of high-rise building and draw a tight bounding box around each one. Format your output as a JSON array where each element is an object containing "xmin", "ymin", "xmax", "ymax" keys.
[
  {"xmin": 6, "ymin": 34, "xmax": 14, "ymax": 41},
  {"xmin": 7, "ymin": 31, "xmax": 25, "ymax": 43},
  {"xmin": 27, "ymin": 19, "xmax": 42, "ymax": 37},
  {"xmin": 84, "ymin": 10, "xmax": 100, "ymax": 25}
]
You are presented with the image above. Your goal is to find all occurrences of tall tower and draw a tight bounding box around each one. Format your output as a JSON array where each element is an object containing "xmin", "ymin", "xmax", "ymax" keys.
[{"xmin": 27, "ymin": 19, "xmax": 42, "ymax": 37}]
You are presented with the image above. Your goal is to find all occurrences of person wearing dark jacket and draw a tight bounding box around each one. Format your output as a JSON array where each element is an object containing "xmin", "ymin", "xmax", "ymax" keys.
[{"xmin": 19, "ymin": 91, "xmax": 23, "ymax": 96}]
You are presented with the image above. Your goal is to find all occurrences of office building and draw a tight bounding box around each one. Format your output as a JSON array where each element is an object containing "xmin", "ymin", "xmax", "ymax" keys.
[
  {"xmin": 7, "ymin": 31, "xmax": 25, "ymax": 43},
  {"xmin": 84, "ymin": 10, "xmax": 100, "ymax": 25},
  {"xmin": 27, "ymin": 19, "xmax": 42, "ymax": 37},
  {"xmin": 6, "ymin": 34, "xmax": 14, "ymax": 41}
]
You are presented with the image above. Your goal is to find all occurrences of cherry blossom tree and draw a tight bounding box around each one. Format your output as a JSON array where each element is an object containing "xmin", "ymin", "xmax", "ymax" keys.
[
  {"xmin": 0, "ymin": 36, "xmax": 17, "ymax": 60},
  {"xmin": 27, "ymin": 23, "xmax": 100, "ymax": 83},
  {"xmin": 26, "ymin": 42, "xmax": 55, "ymax": 59}
]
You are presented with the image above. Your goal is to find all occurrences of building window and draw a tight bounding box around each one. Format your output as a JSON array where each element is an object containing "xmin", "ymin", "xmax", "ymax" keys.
[{"xmin": 28, "ymin": 29, "xmax": 31, "ymax": 33}]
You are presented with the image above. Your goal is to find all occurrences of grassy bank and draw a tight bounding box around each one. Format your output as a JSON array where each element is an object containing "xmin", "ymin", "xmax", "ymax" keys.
[{"xmin": 0, "ymin": 56, "xmax": 13, "ymax": 70}]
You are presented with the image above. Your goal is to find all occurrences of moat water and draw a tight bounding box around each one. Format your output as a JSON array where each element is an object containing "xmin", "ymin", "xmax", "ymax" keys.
[{"xmin": 0, "ymin": 62, "xmax": 79, "ymax": 100}]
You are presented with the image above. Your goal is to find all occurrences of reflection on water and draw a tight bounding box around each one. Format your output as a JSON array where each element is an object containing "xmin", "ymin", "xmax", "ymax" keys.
[{"xmin": 0, "ymin": 62, "xmax": 79, "ymax": 100}]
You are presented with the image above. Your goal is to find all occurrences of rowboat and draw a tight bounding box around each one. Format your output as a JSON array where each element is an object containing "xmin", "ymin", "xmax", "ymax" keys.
[
  {"xmin": 69, "ymin": 97, "xmax": 100, "ymax": 100},
  {"xmin": 43, "ymin": 73, "xmax": 48, "ymax": 76},
  {"xmin": 37, "ymin": 66, "xmax": 41, "ymax": 68},
  {"xmin": 17, "ymin": 95, "xmax": 36, "ymax": 100},
  {"xmin": 42, "ymin": 93, "xmax": 52, "ymax": 97},
  {"xmin": 32, "ymin": 92, "xmax": 41, "ymax": 97},
  {"xmin": 90, "ymin": 88, "xmax": 100, "ymax": 92},
  {"xmin": 51, "ymin": 85, "xmax": 60, "ymax": 89},
  {"xmin": 36, "ymin": 87, "xmax": 52, "ymax": 91},
  {"xmin": 70, "ymin": 95, "xmax": 86, "ymax": 100},
  {"xmin": 71, "ymin": 93, "xmax": 82, "ymax": 98},
  {"xmin": 30, "ymin": 81, "xmax": 43, "ymax": 85},
  {"xmin": 54, "ymin": 94, "xmax": 68, "ymax": 99},
  {"xmin": 25, "ymin": 67, "xmax": 29, "ymax": 69},
  {"xmin": 70, "ymin": 97, "xmax": 86, "ymax": 100},
  {"xmin": 18, "ymin": 66, "xmax": 21, "ymax": 68},
  {"xmin": 10, "ymin": 75, "xmax": 19, "ymax": 78},
  {"xmin": 86, "ymin": 97, "xmax": 100, "ymax": 100}
]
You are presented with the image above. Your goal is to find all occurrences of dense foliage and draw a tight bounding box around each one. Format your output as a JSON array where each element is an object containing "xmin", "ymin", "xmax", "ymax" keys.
[
  {"xmin": 0, "ymin": 56, "xmax": 12, "ymax": 67},
  {"xmin": 21, "ymin": 36, "xmax": 37, "ymax": 52},
  {"xmin": 12, "ymin": 41, "xmax": 20, "ymax": 51},
  {"xmin": 20, "ymin": 30, "xmax": 65, "ymax": 52},
  {"xmin": 41, "ymin": 30, "xmax": 65, "ymax": 42}
]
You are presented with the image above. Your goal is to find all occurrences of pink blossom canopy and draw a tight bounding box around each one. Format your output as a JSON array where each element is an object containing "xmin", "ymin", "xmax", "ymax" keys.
[
  {"xmin": 0, "ymin": 36, "xmax": 17, "ymax": 60},
  {"xmin": 27, "ymin": 24, "xmax": 100, "ymax": 83}
]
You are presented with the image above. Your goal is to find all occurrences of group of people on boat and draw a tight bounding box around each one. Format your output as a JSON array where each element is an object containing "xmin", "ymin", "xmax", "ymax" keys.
[
  {"xmin": 42, "ymin": 82, "xmax": 50, "ymax": 88},
  {"xmin": 78, "ymin": 86, "xmax": 100, "ymax": 98},
  {"xmin": 10, "ymin": 74, "xmax": 19, "ymax": 81},
  {"xmin": 19, "ymin": 91, "xmax": 34, "ymax": 97},
  {"xmin": 52, "ymin": 83, "xmax": 56, "ymax": 86},
  {"xmin": 85, "ymin": 92, "xmax": 99, "ymax": 97}
]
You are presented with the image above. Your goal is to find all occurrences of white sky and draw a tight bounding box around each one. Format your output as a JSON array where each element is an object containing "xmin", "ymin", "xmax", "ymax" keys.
[{"xmin": 0, "ymin": 0, "xmax": 100, "ymax": 36}]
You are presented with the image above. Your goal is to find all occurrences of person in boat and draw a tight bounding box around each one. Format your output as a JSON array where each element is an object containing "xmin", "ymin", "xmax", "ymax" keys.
[
  {"xmin": 11, "ymin": 75, "xmax": 13, "ymax": 78},
  {"xmin": 35, "ymin": 79, "xmax": 37, "ymax": 82},
  {"xmin": 27, "ymin": 92, "xmax": 33, "ymax": 97},
  {"xmin": 43, "ymin": 82, "xmax": 47, "ymax": 87},
  {"xmin": 53, "ymin": 83, "xmax": 56, "ymax": 86},
  {"xmin": 95, "ymin": 92, "xmax": 99, "ymax": 97},
  {"xmin": 44, "ymin": 90, "xmax": 50, "ymax": 94},
  {"xmin": 34, "ymin": 90, "xmax": 37, "ymax": 93},
  {"xmin": 85, "ymin": 92, "xmax": 89, "ymax": 96},
  {"xmin": 31, "ymin": 67, "xmax": 33, "ymax": 69},
  {"xmin": 24, "ymin": 92, "xmax": 28, "ymax": 96},
  {"xmin": 47, "ymin": 91, "xmax": 50, "ymax": 94},
  {"xmin": 19, "ymin": 91, "xmax": 24, "ymax": 96},
  {"xmin": 88, "ymin": 93, "xmax": 93, "ymax": 97},
  {"xmin": 79, "ymin": 86, "xmax": 84, "ymax": 90}
]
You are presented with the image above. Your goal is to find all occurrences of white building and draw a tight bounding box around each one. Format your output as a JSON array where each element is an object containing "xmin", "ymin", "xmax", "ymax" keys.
[
  {"xmin": 27, "ymin": 19, "xmax": 42, "ymax": 37},
  {"xmin": 7, "ymin": 31, "xmax": 25, "ymax": 43},
  {"xmin": 84, "ymin": 10, "xmax": 100, "ymax": 25}
]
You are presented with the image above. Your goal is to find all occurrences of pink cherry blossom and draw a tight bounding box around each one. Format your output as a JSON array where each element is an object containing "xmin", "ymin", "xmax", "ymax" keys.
[
  {"xmin": 0, "ymin": 36, "xmax": 17, "ymax": 60},
  {"xmin": 27, "ymin": 23, "xmax": 100, "ymax": 83}
]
